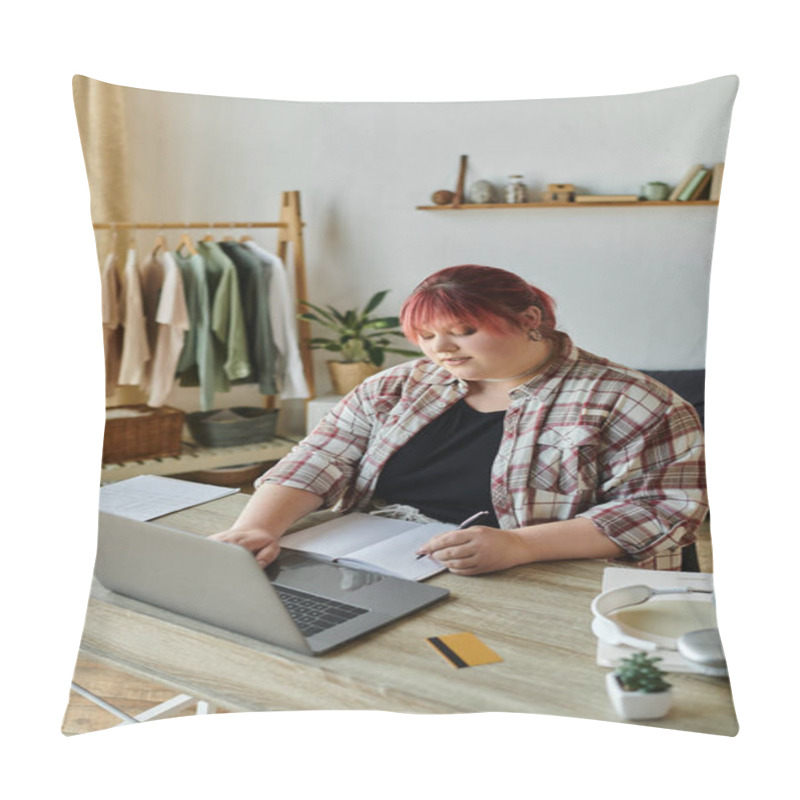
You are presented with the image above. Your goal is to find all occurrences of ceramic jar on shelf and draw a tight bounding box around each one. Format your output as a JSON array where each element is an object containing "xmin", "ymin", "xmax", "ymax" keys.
[
  {"xmin": 468, "ymin": 180, "xmax": 496, "ymax": 204},
  {"xmin": 505, "ymin": 175, "xmax": 527, "ymax": 203}
]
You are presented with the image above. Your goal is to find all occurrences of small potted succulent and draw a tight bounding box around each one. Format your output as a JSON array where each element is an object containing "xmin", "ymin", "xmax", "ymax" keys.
[
  {"xmin": 606, "ymin": 652, "xmax": 673, "ymax": 720},
  {"xmin": 299, "ymin": 290, "xmax": 419, "ymax": 394}
]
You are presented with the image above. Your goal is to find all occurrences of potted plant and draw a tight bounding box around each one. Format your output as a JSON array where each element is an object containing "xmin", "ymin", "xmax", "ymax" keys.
[
  {"xmin": 299, "ymin": 290, "xmax": 419, "ymax": 395},
  {"xmin": 605, "ymin": 652, "xmax": 673, "ymax": 721}
]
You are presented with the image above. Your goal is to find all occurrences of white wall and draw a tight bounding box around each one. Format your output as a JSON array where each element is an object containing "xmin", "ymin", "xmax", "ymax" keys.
[{"xmin": 117, "ymin": 75, "xmax": 737, "ymax": 401}]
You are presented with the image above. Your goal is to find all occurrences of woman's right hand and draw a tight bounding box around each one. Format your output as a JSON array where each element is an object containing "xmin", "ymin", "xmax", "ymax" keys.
[
  {"xmin": 208, "ymin": 483, "xmax": 325, "ymax": 568},
  {"xmin": 209, "ymin": 527, "xmax": 283, "ymax": 568}
]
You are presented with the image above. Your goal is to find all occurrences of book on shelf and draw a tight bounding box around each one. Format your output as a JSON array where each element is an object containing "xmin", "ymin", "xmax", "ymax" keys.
[
  {"xmin": 678, "ymin": 167, "xmax": 711, "ymax": 201},
  {"xmin": 690, "ymin": 169, "xmax": 713, "ymax": 200},
  {"xmin": 280, "ymin": 511, "xmax": 454, "ymax": 581},
  {"xmin": 709, "ymin": 162, "xmax": 725, "ymax": 201},
  {"xmin": 668, "ymin": 164, "xmax": 704, "ymax": 201},
  {"xmin": 573, "ymin": 194, "xmax": 640, "ymax": 203}
]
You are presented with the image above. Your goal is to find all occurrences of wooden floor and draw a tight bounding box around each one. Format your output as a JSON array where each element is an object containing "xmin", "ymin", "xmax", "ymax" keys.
[{"xmin": 61, "ymin": 478, "xmax": 715, "ymax": 735}]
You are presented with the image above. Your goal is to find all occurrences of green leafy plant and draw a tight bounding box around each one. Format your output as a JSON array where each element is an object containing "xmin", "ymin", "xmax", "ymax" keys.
[
  {"xmin": 298, "ymin": 290, "xmax": 420, "ymax": 367},
  {"xmin": 613, "ymin": 652, "xmax": 671, "ymax": 693}
]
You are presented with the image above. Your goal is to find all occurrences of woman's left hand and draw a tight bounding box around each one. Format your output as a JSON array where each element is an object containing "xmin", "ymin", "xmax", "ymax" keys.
[{"xmin": 416, "ymin": 525, "xmax": 527, "ymax": 576}]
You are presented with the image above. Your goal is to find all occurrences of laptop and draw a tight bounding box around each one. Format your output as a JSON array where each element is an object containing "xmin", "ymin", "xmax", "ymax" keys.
[{"xmin": 94, "ymin": 512, "xmax": 450, "ymax": 655}]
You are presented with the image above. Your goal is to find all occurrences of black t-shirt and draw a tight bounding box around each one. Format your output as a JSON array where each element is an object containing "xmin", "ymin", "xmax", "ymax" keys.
[{"xmin": 373, "ymin": 399, "xmax": 504, "ymax": 526}]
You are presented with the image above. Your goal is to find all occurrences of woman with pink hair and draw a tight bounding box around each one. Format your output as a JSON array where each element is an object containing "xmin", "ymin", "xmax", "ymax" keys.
[{"xmin": 213, "ymin": 265, "xmax": 706, "ymax": 575}]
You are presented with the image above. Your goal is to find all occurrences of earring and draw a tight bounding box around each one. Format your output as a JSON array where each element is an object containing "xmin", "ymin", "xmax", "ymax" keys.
[{"xmin": 527, "ymin": 328, "xmax": 543, "ymax": 342}]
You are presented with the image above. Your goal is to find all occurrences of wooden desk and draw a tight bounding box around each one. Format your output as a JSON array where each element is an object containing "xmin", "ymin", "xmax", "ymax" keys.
[{"xmin": 80, "ymin": 494, "xmax": 738, "ymax": 735}]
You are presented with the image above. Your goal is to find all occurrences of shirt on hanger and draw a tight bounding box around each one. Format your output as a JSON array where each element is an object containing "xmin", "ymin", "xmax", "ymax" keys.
[
  {"xmin": 174, "ymin": 250, "xmax": 218, "ymax": 412},
  {"xmin": 100, "ymin": 251, "xmax": 122, "ymax": 398},
  {"xmin": 138, "ymin": 249, "xmax": 165, "ymax": 394},
  {"xmin": 198, "ymin": 241, "xmax": 251, "ymax": 387},
  {"xmin": 118, "ymin": 247, "xmax": 151, "ymax": 387},
  {"xmin": 146, "ymin": 251, "xmax": 190, "ymax": 407},
  {"xmin": 244, "ymin": 241, "xmax": 310, "ymax": 399},
  {"xmin": 219, "ymin": 241, "xmax": 278, "ymax": 395}
]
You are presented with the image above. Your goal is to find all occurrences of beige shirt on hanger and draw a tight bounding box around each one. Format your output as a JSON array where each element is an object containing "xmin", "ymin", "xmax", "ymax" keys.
[
  {"xmin": 139, "ymin": 249, "xmax": 165, "ymax": 385},
  {"xmin": 100, "ymin": 251, "xmax": 122, "ymax": 397},
  {"xmin": 118, "ymin": 247, "xmax": 151, "ymax": 387}
]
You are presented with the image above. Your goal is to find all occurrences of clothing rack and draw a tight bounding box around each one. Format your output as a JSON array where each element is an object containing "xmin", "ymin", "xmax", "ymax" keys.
[
  {"xmin": 85, "ymin": 199, "xmax": 318, "ymax": 723},
  {"xmin": 93, "ymin": 190, "xmax": 314, "ymax": 400},
  {"xmin": 93, "ymin": 221, "xmax": 286, "ymax": 230}
]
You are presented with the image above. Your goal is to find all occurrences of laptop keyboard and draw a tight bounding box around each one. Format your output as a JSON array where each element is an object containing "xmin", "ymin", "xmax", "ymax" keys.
[{"xmin": 274, "ymin": 585, "xmax": 369, "ymax": 637}]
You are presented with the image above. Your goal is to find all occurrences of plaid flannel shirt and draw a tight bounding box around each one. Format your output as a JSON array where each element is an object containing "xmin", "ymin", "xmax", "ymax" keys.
[{"xmin": 258, "ymin": 335, "xmax": 708, "ymax": 570}]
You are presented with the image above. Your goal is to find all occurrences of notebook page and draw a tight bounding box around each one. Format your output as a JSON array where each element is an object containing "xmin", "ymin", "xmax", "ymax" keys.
[
  {"xmin": 338, "ymin": 521, "xmax": 451, "ymax": 581},
  {"xmin": 280, "ymin": 512, "xmax": 419, "ymax": 559}
]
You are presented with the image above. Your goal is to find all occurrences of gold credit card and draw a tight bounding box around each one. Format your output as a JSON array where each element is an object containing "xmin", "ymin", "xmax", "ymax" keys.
[{"xmin": 427, "ymin": 632, "xmax": 503, "ymax": 668}]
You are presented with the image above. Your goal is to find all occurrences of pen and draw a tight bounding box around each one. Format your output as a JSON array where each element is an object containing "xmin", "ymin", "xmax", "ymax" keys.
[
  {"xmin": 455, "ymin": 510, "xmax": 491, "ymax": 529},
  {"xmin": 415, "ymin": 510, "xmax": 491, "ymax": 559}
]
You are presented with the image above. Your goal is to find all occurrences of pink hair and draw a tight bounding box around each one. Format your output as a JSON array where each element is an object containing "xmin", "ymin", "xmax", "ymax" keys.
[{"xmin": 400, "ymin": 265, "xmax": 558, "ymax": 344}]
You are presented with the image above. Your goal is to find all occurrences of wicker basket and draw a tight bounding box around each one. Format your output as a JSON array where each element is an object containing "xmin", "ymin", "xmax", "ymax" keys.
[
  {"xmin": 103, "ymin": 405, "xmax": 185, "ymax": 464},
  {"xmin": 327, "ymin": 361, "xmax": 378, "ymax": 395},
  {"xmin": 185, "ymin": 407, "xmax": 279, "ymax": 448}
]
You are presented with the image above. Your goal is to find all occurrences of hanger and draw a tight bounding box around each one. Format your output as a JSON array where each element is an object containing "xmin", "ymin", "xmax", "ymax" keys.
[
  {"xmin": 177, "ymin": 232, "xmax": 198, "ymax": 255},
  {"xmin": 239, "ymin": 223, "xmax": 254, "ymax": 243},
  {"xmin": 152, "ymin": 234, "xmax": 168, "ymax": 256},
  {"xmin": 201, "ymin": 233, "xmax": 215, "ymax": 242}
]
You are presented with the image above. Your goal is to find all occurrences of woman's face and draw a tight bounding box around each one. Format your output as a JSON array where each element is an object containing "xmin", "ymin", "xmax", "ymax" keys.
[{"xmin": 415, "ymin": 315, "xmax": 542, "ymax": 382}]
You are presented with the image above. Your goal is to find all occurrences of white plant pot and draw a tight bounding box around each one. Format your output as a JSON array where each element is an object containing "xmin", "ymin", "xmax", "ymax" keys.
[{"xmin": 605, "ymin": 672, "xmax": 673, "ymax": 720}]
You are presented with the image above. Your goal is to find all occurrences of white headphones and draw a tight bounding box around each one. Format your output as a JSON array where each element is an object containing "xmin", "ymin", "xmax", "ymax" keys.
[{"xmin": 591, "ymin": 584, "xmax": 728, "ymax": 677}]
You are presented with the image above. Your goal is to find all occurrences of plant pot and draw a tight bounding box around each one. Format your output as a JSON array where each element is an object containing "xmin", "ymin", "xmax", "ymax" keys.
[
  {"xmin": 327, "ymin": 361, "xmax": 378, "ymax": 395},
  {"xmin": 605, "ymin": 672, "xmax": 673, "ymax": 720}
]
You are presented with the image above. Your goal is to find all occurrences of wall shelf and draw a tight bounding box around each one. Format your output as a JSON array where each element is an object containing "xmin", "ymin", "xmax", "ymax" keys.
[{"xmin": 416, "ymin": 200, "xmax": 719, "ymax": 210}]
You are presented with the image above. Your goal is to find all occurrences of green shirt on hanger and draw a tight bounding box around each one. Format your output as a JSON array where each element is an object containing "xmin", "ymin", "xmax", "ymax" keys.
[
  {"xmin": 198, "ymin": 241, "xmax": 251, "ymax": 388},
  {"xmin": 220, "ymin": 241, "xmax": 278, "ymax": 395},
  {"xmin": 173, "ymin": 250, "xmax": 218, "ymax": 411}
]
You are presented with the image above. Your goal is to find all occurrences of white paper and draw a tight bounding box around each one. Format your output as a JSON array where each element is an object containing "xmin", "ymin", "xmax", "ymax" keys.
[{"xmin": 99, "ymin": 474, "xmax": 239, "ymax": 520}]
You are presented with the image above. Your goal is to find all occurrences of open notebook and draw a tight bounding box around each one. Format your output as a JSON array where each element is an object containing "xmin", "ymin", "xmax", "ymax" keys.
[{"xmin": 280, "ymin": 512, "xmax": 454, "ymax": 581}]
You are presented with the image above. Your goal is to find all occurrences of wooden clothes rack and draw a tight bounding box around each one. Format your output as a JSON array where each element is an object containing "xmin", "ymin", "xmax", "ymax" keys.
[{"xmin": 93, "ymin": 190, "xmax": 315, "ymax": 401}]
